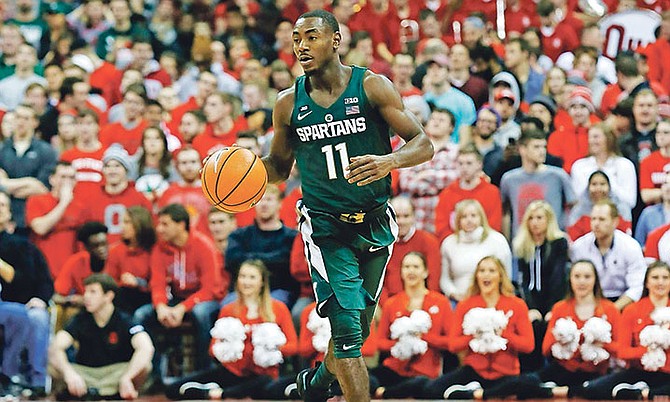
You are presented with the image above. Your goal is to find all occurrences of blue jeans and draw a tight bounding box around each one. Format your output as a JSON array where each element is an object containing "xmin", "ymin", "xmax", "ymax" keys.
[
  {"xmin": 133, "ymin": 300, "xmax": 220, "ymax": 373},
  {"xmin": 0, "ymin": 302, "xmax": 31, "ymax": 380},
  {"xmin": 26, "ymin": 307, "xmax": 50, "ymax": 387}
]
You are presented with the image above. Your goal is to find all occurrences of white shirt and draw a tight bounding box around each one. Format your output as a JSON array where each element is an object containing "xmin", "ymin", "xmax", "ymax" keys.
[
  {"xmin": 570, "ymin": 230, "xmax": 647, "ymax": 301},
  {"xmin": 571, "ymin": 155, "xmax": 638, "ymax": 210}
]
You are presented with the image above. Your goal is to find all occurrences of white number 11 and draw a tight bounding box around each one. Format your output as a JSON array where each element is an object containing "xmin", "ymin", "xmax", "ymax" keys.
[{"xmin": 321, "ymin": 142, "xmax": 350, "ymax": 180}]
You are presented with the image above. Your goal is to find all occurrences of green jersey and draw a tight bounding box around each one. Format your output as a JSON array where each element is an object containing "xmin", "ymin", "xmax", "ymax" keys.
[{"xmin": 290, "ymin": 66, "xmax": 392, "ymax": 213}]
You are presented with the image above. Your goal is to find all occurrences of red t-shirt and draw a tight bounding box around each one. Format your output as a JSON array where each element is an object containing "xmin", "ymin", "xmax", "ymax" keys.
[
  {"xmin": 541, "ymin": 24, "xmax": 580, "ymax": 62},
  {"xmin": 60, "ymin": 146, "xmax": 106, "ymax": 196},
  {"xmin": 100, "ymin": 120, "xmax": 150, "ymax": 155},
  {"xmin": 168, "ymin": 97, "xmax": 199, "ymax": 139},
  {"xmin": 25, "ymin": 193, "xmax": 84, "ymax": 278},
  {"xmin": 90, "ymin": 62, "xmax": 123, "ymax": 107},
  {"xmin": 639, "ymin": 151, "xmax": 670, "ymax": 190},
  {"xmin": 104, "ymin": 242, "xmax": 151, "ymax": 291},
  {"xmin": 76, "ymin": 185, "xmax": 153, "ymax": 245}
]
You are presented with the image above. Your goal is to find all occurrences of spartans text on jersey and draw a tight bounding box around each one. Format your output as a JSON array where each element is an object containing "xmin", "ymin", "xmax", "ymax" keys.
[{"xmin": 295, "ymin": 117, "xmax": 367, "ymax": 142}]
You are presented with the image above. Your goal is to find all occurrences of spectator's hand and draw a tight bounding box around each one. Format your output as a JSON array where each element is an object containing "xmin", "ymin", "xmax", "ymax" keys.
[
  {"xmin": 119, "ymin": 376, "xmax": 138, "ymax": 400},
  {"xmin": 528, "ymin": 309, "xmax": 543, "ymax": 322},
  {"xmin": 68, "ymin": 294, "xmax": 84, "ymax": 306},
  {"xmin": 156, "ymin": 304, "xmax": 171, "ymax": 327},
  {"xmin": 544, "ymin": 311, "xmax": 553, "ymax": 321},
  {"xmin": 64, "ymin": 369, "xmax": 87, "ymax": 397},
  {"xmin": 59, "ymin": 179, "xmax": 75, "ymax": 204},
  {"xmin": 345, "ymin": 154, "xmax": 395, "ymax": 186},
  {"xmin": 26, "ymin": 297, "xmax": 47, "ymax": 309},
  {"xmin": 169, "ymin": 304, "xmax": 186, "ymax": 327},
  {"xmin": 120, "ymin": 273, "xmax": 139, "ymax": 287}
]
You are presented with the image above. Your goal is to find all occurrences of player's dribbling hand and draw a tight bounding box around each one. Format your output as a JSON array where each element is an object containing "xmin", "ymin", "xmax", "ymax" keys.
[
  {"xmin": 64, "ymin": 370, "xmax": 87, "ymax": 397},
  {"xmin": 345, "ymin": 154, "xmax": 394, "ymax": 186},
  {"xmin": 119, "ymin": 376, "xmax": 138, "ymax": 400}
]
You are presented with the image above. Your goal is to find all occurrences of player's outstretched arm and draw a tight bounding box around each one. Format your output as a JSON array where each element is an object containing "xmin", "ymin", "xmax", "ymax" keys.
[
  {"xmin": 345, "ymin": 72, "xmax": 434, "ymax": 187},
  {"xmin": 263, "ymin": 88, "xmax": 296, "ymax": 184}
]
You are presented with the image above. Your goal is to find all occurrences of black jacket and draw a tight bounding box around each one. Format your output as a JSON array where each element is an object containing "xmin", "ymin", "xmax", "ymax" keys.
[{"xmin": 0, "ymin": 231, "xmax": 53, "ymax": 304}]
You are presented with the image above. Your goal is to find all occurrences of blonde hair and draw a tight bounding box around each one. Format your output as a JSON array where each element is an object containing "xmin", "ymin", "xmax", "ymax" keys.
[
  {"xmin": 512, "ymin": 200, "xmax": 566, "ymax": 261},
  {"xmin": 467, "ymin": 256, "xmax": 516, "ymax": 297},
  {"xmin": 453, "ymin": 199, "xmax": 491, "ymax": 242},
  {"xmin": 234, "ymin": 260, "xmax": 275, "ymax": 322}
]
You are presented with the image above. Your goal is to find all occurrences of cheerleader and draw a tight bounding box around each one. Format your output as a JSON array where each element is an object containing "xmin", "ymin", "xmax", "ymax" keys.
[
  {"xmin": 581, "ymin": 261, "xmax": 670, "ymax": 400},
  {"xmin": 373, "ymin": 251, "xmax": 452, "ymax": 398},
  {"xmin": 515, "ymin": 259, "xmax": 620, "ymax": 399},
  {"xmin": 422, "ymin": 256, "xmax": 534, "ymax": 399},
  {"xmin": 165, "ymin": 260, "xmax": 297, "ymax": 400}
]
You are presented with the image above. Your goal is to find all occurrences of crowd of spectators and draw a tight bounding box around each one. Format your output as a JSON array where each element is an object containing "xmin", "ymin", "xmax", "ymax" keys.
[{"xmin": 2, "ymin": 0, "xmax": 670, "ymax": 399}]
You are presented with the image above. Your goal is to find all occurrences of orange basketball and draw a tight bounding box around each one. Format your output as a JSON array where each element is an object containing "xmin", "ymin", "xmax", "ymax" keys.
[{"xmin": 201, "ymin": 147, "xmax": 268, "ymax": 213}]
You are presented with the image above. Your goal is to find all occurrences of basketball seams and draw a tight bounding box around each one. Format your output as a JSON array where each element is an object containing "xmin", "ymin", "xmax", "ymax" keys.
[
  {"xmin": 221, "ymin": 166, "xmax": 268, "ymax": 208},
  {"xmin": 220, "ymin": 153, "xmax": 258, "ymax": 203},
  {"xmin": 201, "ymin": 147, "xmax": 268, "ymax": 213},
  {"xmin": 214, "ymin": 147, "xmax": 241, "ymax": 202}
]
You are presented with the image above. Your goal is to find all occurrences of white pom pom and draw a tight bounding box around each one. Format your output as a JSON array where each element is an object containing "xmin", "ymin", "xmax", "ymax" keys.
[
  {"xmin": 551, "ymin": 318, "xmax": 580, "ymax": 360},
  {"xmin": 640, "ymin": 325, "xmax": 670, "ymax": 349},
  {"xmin": 641, "ymin": 348, "xmax": 667, "ymax": 371},
  {"xmin": 210, "ymin": 317, "xmax": 247, "ymax": 342},
  {"xmin": 312, "ymin": 330, "xmax": 330, "ymax": 353},
  {"xmin": 251, "ymin": 323, "xmax": 287, "ymax": 349},
  {"xmin": 409, "ymin": 310, "xmax": 432, "ymax": 334},
  {"xmin": 581, "ymin": 316, "xmax": 612, "ymax": 344},
  {"xmin": 211, "ymin": 339, "xmax": 245, "ymax": 363},
  {"xmin": 253, "ymin": 347, "xmax": 284, "ymax": 368},
  {"xmin": 390, "ymin": 316, "xmax": 413, "ymax": 339},
  {"xmin": 651, "ymin": 307, "xmax": 670, "ymax": 327},
  {"xmin": 580, "ymin": 343, "xmax": 610, "ymax": 365},
  {"xmin": 306, "ymin": 309, "xmax": 330, "ymax": 334}
]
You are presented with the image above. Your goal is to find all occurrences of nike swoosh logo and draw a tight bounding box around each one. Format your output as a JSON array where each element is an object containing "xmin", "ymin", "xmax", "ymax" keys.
[
  {"xmin": 369, "ymin": 246, "xmax": 385, "ymax": 253},
  {"xmin": 342, "ymin": 344, "xmax": 355, "ymax": 351},
  {"xmin": 297, "ymin": 111, "xmax": 313, "ymax": 121}
]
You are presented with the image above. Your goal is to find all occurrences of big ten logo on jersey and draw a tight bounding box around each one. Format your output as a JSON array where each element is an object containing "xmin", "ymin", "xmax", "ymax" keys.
[{"xmin": 104, "ymin": 204, "xmax": 127, "ymax": 234}]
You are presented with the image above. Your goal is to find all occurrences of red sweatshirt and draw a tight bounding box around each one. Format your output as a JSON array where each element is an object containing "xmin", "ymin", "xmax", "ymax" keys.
[
  {"xmin": 150, "ymin": 231, "xmax": 224, "ymax": 311},
  {"xmin": 619, "ymin": 297, "xmax": 670, "ymax": 373},
  {"xmin": 449, "ymin": 295, "xmax": 534, "ymax": 379},
  {"xmin": 542, "ymin": 298, "xmax": 620, "ymax": 374},
  {"xmin": 298, "ymin": 302, "xmax": 376, "ymax": 366},
  {"xmin": 377, "ymin": 291, "xmax": 452, "ymax": 379},
  {"xmin": 548, "ymin": 125, "xmax": 590, "ymax": 174},
  {"xmin": 104, "ymin": 242, "xmax": 151, "ymax": 291},
  {"xmin": 211, "ymin": 300, "xmax": 298, "ymax": 379}
]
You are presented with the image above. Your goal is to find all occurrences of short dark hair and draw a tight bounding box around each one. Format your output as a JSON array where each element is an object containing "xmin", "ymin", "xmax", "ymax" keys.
[
  {"xmin": 298, "ymin": 9, "xmax": 340, "ymax": 33},
  {"xmin": 536, "ymin": 0, "xmax": 555, "ymax": 17},
  {"xmin": 158, "ymin": 203, "xmax": 190, "ymax": 231},
  {"xmin": 183, "ymin": 110, "xmax": 206, "ymax": 123},
  {"xmin": 520, "ymin": 116, "xmax": 546, "ymax": 132},
  {"xmin": 60, "ymin": 76, "xmax": 84, "ymax": 100},
  {"xmin": 77, "ymin": 221, "xmax": 108, "ymax": 244},
  {"xmin": 507, "ymin": 37, "xmax": 530, "ymax": 53},
  {"xmin": 518, "ymin": 128, "xmax": 547, "ymax": 145},
  {"xmin": 84, "ymin": 273, "xmax": 119, "ymax": 295},
  {"xmin": 431, "ymin": 107, "xmax": 456, "ymax": 127},
  {"xmin": 615, "ymin": 54, "xmax": 638, "ymax": 77}
]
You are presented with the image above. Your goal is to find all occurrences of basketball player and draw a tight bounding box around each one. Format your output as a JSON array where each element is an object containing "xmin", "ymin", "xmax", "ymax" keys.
[{"xmin": 262, "ymin": 10, "xmax": 434, "ymax": 402}]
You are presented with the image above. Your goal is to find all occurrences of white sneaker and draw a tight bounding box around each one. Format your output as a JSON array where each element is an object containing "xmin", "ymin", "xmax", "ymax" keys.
[
  {"xmin": 179, "ymin": 382, "xmax": 221, "ymax": 399},
  {"xmin": 612, "ymin": 381, "xmax": 649, "ymax": 398},
  {"xmin": 443, "ymin": 381, "xmax": 482, "ymax": 399},
  {"xmin": 540, "ymin": 381, "xmax": 558, "ymax": 388}
]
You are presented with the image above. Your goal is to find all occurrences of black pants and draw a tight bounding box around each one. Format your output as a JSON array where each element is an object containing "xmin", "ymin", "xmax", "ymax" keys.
[
  {"xmin": 165, "ymin": 365, "xmax": 295, "ymax": 400},
  {"xmin": 581, "ymin": 368, "xmax": 670, "ymax": 399},
  {"xmin": 520, "ymin": 319, "xmax": 547, "ymax": 372},
  {"xmin": 368, "ymin": 365, "xmax": 429, "ymax": 399},
  {"xmin": 506, "ymin": 360, "xmax": 602, "ymax": 399},
  {"xmin": 420, "ymin": 365, "xmax": 521, "ymax": 399}
]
